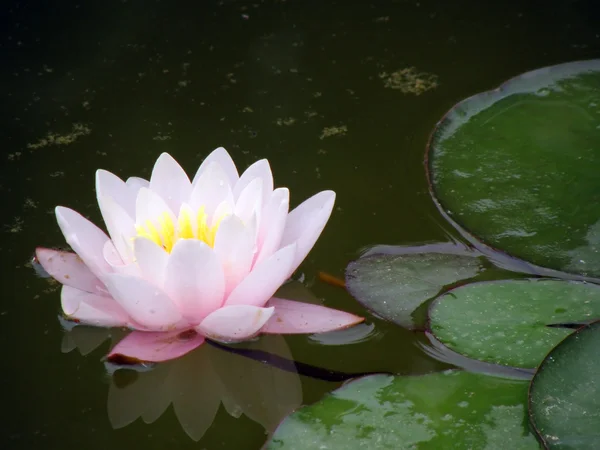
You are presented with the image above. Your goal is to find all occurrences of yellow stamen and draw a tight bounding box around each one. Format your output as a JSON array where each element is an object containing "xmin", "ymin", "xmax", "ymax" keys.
[
  {"xmin": 135, "ymin": 205, "xmax": 228, "ymax": 253},
  {"xmin": 178, "ymin": 208, "xmax": 195, "ymax": 240}
]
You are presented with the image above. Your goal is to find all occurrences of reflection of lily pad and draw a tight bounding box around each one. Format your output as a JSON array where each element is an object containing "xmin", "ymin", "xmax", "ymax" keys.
[
  {"xmin": 267, "ymin": 370, "xmax": 538, "ymax": 449},
  {"xmin": 345, "ymin": 244, "xmax": 484, "ymax": 328},
  {"xmin": 529, "ymin": 320, "xmax": 600, "ymax": 449},
  {"xmin": 429, "ymin": 279, "xmax": 600, "ymax": 368},
  {"xmin": 428, "ymin": 59, "xmax": 600, "ymax": 278}
]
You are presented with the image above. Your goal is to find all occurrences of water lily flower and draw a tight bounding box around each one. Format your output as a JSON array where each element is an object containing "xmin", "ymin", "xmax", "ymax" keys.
[{"xmin": 36, "ymin": 147, "xmax": 363, "ymax": 361}]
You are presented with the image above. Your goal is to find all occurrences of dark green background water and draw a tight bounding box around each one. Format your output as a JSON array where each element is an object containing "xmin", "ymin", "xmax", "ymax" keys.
[{"xmin": 2, "ymin": 0, "xmax": 599, "ymax": 448}]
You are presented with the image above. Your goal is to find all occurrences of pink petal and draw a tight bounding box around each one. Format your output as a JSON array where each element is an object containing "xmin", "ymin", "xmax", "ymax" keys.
[
  {"xmin": 189, "ymin": 162, "xmax": 235, "ymax": 218},
  {"xmin": 55, "ymin": 206, "xmax": 112, "ymax": 279},
  {"xmin": 103, "ymin": 273, "xmax": 184, "ymax": 331},
  {"xmin": 233, "ymin": 177, "xmax": 263, "ymax": 225},
  {"xmin": 135, "ymin": 187, "xmax": 176, "ymax": 225},
  {"xmin": 225, "ymin": 243, "xmax": 296, "ymax": 307},
  {"xmin": 126, "ymin": 176, "xmax": 149, "ymax": 193},
  {"xmin": 211, "ymin": 200, "xmax": 234, "ymax": 227},
  {"xmin": 163, "ymin": 240, "xmax": 225, "ymax": 324},
  {"xmin": 280, "ymin": 190, "xmax": 336, "ymax": 277},
  {"xmin": 134, "ymin": 237, "xmax": 168, "ymax": 287},
  {"xmin": 103, "ymin": 240, "xmax": 141, "ymax": 277},
  {"xmin": 196, "ymin": 305, "xmax": 274, "ymax": 343},
  {"xmin": 262, "ymin": 298, "xmax": 365, "ymax": 334},
  {"xmin": 255, "ymin": 188, "xmax": 289, "ymax": 265},
  {"xmin": 35, "ymin": 248, "xmax": 107, "ymax": 295},
  {"xmin": 96, "ymin": 169, "xmax": 137, "ymax": 218},
  {"xmin": 192, "ymin": 147, "xmax": 239, "ymax": 188},
  {"xmin": 97, "ymin": 195, "xmax": 136, "ymax": 263},
  {"xmin": 234, "ymin": 159, "xmax": 273, "ymax": 207},
  {"xmin": 149, "ymin": 153, "xmax": 192, "ymax": 213},
  {"xmin": 213, "ymin": 215, "xmax": 255, "ymax": 296},
  {"xmin": 61, "ymin": 285, "xmax": 131, "ymax": 327},
  {"xmin": 107, "ymin": 329, "xmax": 205, "ymax": 362}
]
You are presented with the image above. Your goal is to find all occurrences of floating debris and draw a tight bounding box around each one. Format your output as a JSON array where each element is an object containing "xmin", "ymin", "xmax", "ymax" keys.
[
  {"xmin": 379, "ymin": 67, "xmax": 439, "ymax": 95},
  {"xmin": 27, "ymin": 123, "xmax": 91, "ymax": 149},
  {"xmin": 320, "ymin": 125, "xmax": 347, "ymax": 139},
  {"xmin": 275, "ymin": 117, "xmax": 296, "ymax": 126}
]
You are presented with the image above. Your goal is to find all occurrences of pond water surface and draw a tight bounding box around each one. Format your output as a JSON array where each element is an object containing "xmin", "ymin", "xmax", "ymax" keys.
[{"xmin": 2, "ymin": 0, "xmax": 600, "ymax": 449}]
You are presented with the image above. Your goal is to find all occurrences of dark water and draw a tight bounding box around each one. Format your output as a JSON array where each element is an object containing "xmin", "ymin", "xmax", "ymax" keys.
[{"xmin": 1, "ymin": 0, "xmax": 599, "ymax": 448}]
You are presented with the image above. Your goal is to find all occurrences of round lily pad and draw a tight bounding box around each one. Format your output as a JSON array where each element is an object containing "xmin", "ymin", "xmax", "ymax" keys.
[
  {"xmin": 428, "ymin": 59, "xmax": 600, "ymax": 278},
  {"xmin": 266, "ymin": 370, "xmax": 538, "ymax": 450},
  {"xmin": 529, "ymin": 320, "xmax": 600, "ymax": 449},
  {"xmin": 429, "ymin": 279, "xmax": 600, "ymax": 368},
  {"xmin": 345, "ymin": 245, "xmax": 483, "ymax": 329}
]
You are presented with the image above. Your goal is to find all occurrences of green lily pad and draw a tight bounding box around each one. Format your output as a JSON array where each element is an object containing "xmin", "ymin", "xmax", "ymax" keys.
[
  {"xmin": 529, "ymin": 320, "xmax": 600, "ymax": 449},
  {"xmin": 429, "ymin": 279, "xmax": 600, "ymax": 368},
  {"xmin": 345, "ymin": 244, "xmax": 484, "ymax": 329},
  {"xmin": 428, "ymin": 59, "xmax": 600, "ymax": 278},
  {"xmin": 266, "ymin": 370, "xmax": 539, "ymax": 450}
]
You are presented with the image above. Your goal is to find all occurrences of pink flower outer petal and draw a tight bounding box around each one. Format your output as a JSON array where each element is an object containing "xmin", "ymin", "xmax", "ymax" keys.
[
  {"xmin": 225, "ymin": 243, "xmax": 296, "ymax": 308},
  {"xmin": 107, "ymin": 329, "xmax": 206, "ymax": 363},
  {"xmin": 97, "ymin": 195, "xmax": 136, "ymax": 264},
  {"xmin": 192, "ymin": 147, "xmax": 239, "ymax": 188},
  {"xmin": 255, "ymin": 188, "xmax": 289, "ymax": 265},
  {"xmin": 103, "ymin": 273, "xmax": 184, "ymax": 331},
  {"xmin": 149, "ymin": 153, "xmax": 192, "ymax": 214},
  {"xmin": 261, "ymin": 298, "xmax": 365, "ymax": 334},
  {"xmin": 96, "ymin": 169, "xmax": 137, "ymax": 220},
  {"xmin": 55, "ymin": 206, "xmax": 112, "ymax": 279},
  {"xmin": 195, "ymin": 305, "xmax": 275, "ymax": 343},
  {"xmin": 233, "ymin": 158, "xmax": 273, "ymax": 206},
  {"xmin": 213, "ymin": 215, "xmax": 255, "ymax": 297},
  {"xmin": 280, "ymin": 190, "xmax": 336, "ymax": 277},
  {"xmin": 61, "ymin": 285, "xmax": 131, "ymax": 327},
  {"xmin": 35, "ymin": 248, "xmax": 108, "ymax": 295},
  {"xmin": 163, "ymin": 239, "xmax": 226, "ymax": 324},
  {"xmin": 189, "ymin": 161, "xmax": 235, "ymax": 218}
]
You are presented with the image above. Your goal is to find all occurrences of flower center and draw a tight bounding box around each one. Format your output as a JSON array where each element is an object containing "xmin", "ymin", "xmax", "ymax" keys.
[{"xmin": 135, "ymin": 206, "xmax": 222, "ymax": 252}]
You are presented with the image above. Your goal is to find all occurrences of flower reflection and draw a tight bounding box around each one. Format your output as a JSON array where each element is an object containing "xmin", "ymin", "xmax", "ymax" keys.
[{"xmin": 62, "ymin": 323, "xmax": 302, "ymax": 442}]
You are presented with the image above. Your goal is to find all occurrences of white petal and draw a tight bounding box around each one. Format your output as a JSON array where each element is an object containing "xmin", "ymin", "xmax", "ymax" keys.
[
  {"xmin": 103, "ymin": 240, "xmax": 140, "ymax": 277},
  {"xmin": 61, "ymin": 285, "xmax": 131, "ymax": 327},
  {"xmin": 234, "ymin": 177, "xmax": 262, "ymax": 225},
  {"xmin": 225, "ymin": 243, "xmax": 295, "ymax": 307},
  {"xmin": 103, "ymin": 274, "xmax": 184, "ymax": 331},
  {"xmin": 134, "ymin": 237, "xmax": 168, "ymax": 288},
  {"xmin": 255, "ymin": 188, "xmax": 289, "ymax": 265},
  {"xmin": 234, "ymin": 159, "xmax": 273, "ymax": 207},
  {"xmin": 213, "ymin": 215, "xmax": 255, "ymax": 296},
  {"xmin": 211, "ymin": 200, "xmax": 234, "ymax": 228},
  {"xmin": 126, "ymin": 176, "xmax": 149, "ymax": 192},
  {"xmin": 97, "ymin": 195, "xmax": 136, "ymax": 263},
  {"xmin": 189, "ymin": 162, "xmax": 235, "ymax": 218},
  {"xmin": 164, "ymin": 239, "xmax": 225, "ymax": 324},
  {"xmin": 280, "ymin": 190, "xmax": 335, "ymax": 276},
  {"xmin": 55, "ymin": 206, "xmax": 112, "ymax": 279},
  {"xmin": 196, "ymin": 305, "xmax": 274, "ymax": 343},
  {"xmin": 192, "ymin": 147, "xmax": 239, "ymax": 187},
  {"xmin": 135, "ymin": 187, "xmax": 176, "ymax": 226},
  {"xmin": 35, "ymin": 248, "xmax": 108, "ymax": 295},
  {"xmin": 96, "ymin": 170, "xmax": 137, "ymax": 218},
  {"xmin": 149, "ymin": 153, "xmax": 192, "ymax": 213}
]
